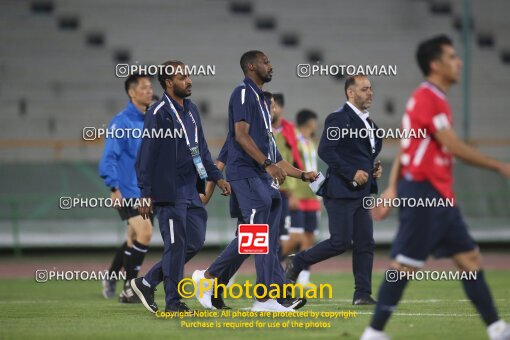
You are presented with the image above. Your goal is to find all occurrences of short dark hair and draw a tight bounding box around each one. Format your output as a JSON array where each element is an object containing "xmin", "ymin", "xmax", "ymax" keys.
[
  {"xmin": 263, "ymin": 91, "xmax": 273, "ymax": 100},
  {"xmin": 296, "ymin": 109, "xmax": 318, "ymax": 127},
  {"xmin": 272, "ymin": 93, "xmax": 284, "ymax": 108},
  {"xmin": 344, "ymin": 74, "xmax": 366, "ymax": 99},
  {"xmin": 124, "ymin": 74, "xmax": 148, "ymax": 97},
  {"xmin": 158, "ymin": 60, "xmax": 184, "ymax": 90},
  {"xmin": 240, "ymin": 50, "xmax": 263, "ymax": 74},
  {"xmin": 416, "ymin": 35, "xmax": 453, "ymax": 76}
]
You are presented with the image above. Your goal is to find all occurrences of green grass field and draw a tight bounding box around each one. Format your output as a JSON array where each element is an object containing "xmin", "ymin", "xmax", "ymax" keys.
[{"xmin": 1, "ymin": 271, "xmax": 509, "ymax": 339}]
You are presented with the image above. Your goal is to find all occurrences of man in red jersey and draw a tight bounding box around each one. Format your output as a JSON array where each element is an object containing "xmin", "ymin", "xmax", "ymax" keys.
[{"xmin": 361, "ymin": 35, "xmax": 510, "ymax": 340}]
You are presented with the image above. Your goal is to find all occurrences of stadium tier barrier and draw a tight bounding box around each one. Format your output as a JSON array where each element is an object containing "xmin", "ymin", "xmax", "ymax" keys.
[{"xmin": 0, "ymin": 153, "xmax": 509, "ymax": 253}]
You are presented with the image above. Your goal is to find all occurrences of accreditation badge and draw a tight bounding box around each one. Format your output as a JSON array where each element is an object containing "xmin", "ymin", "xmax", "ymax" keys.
[{"xmin": 190, "ymin": 146, "xmax": 208, "ymax": 180}]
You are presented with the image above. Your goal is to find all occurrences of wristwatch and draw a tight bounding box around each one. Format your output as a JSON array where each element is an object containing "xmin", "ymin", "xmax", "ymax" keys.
[
  {"xmin": 262, "ymin": 158, "xmax": 273, "ymax": 169},
  {"xmin": 300, "ymin": 171, "xmax": 307, "ymax": 182}
]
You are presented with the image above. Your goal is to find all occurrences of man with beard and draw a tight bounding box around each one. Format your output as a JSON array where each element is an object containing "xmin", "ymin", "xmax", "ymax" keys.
[
  {"xmin": 285, "ymin": 75, "xmax": 382, "ymax": 306},
  {"xmin": 130, "ymin": 60, "xmax": 231, "ymax": 313},
  {"xmin": 193, "ymin": 50, "xmax": 318, "ymax": 312}
]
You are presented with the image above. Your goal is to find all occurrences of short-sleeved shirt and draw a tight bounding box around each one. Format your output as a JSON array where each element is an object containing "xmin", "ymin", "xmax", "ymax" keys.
[
  {"xmin": 399, "ymin": 82, "xmax": 454, "ymax": 200},
  {"xmin": 226, "ymin": 77, "xmax": 282, "ymax": 181},
  {"xmin": 217, "ymin": 135, "xmax": 229, "ymax": 164}
]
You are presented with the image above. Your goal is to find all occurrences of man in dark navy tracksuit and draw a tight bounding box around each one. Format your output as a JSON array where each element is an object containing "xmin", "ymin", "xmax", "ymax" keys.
[
  {"xmin": 200, "ymin": 136, "xmax": 244, "ymax": 310},
  {"xmin": 130, "ymin": 60, "xmax": 231, "ymax": 313},
  {"xmin": 192, "ymin": 51, "xmax": 317, "ymax": 312},
  {"xmin": 286, "ymin": 75, "xmax": 383, "ymax": 305}
]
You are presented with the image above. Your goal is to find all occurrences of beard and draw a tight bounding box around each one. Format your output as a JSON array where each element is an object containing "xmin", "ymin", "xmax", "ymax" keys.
[
  {"xmin": 356, "ymin": 98, "xmax": 370, "ymax": 111},
  {"xmin": 256, "ymin": 69, "xmax": 272, "ymax": 83},
  {"xmin": 174, "ymin": 86, "xmax": 192, "ymax": 98}
]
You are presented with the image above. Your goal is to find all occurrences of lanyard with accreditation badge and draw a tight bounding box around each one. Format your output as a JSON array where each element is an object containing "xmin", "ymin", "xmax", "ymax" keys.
[
  {"xmin": 165, "ymin": 94, "xmax": 208, "ymax": 180},
  {"xmin": 248, "ymin": 85, "xmax": 277, "ymax": 162},
  {"xmin": 248, "ymin": 85, "xmax": 279, "ymax": 189}
]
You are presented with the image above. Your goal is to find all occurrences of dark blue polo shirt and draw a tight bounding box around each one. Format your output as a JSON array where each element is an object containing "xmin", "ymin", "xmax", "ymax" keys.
[
  {"xmin": 167, "ymin": 95, "xmax": 200, "ymax": 199},
  {"xmin": 226, "ymin": 77, "xmax": 282, "ymax": 181},
  {"xmin": 217, "ymin": 135, "xmax": 229, "ymax": 164}
]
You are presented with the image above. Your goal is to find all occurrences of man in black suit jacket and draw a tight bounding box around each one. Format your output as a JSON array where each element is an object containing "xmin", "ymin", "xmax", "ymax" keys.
[{"xmin": 286, "ymin": 75, "xmax": 383, "ymax": 305}]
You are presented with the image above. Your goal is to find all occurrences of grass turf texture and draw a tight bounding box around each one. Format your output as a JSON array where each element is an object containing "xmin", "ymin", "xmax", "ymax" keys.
[{"xmin": 1, "ymin": 271, "xmax": 509, "ymax": 339}]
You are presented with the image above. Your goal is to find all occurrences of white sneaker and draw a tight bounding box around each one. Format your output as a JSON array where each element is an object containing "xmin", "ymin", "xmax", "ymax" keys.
[
  {"xmin": 192, "ymin": 269, "xmax": 214, "ymax": 309},
  {"xmin": 251, "ymin": 299, "xmax": 295, "ymax": 312},
  {"xmin": 360, "ymin": 326, "xmax": 390, "ymax": 340},
  {"xmin": 297, "ymin": 270, "xmax": 312, "ymax": 286},
  {"xmin": 488, "ymin": 320, "xmax": 510, "ymax": 340}
]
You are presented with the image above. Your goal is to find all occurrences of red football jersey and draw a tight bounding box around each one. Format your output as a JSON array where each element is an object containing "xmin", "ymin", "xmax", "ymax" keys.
[{"xmin": 400, "ymin": 82, "xmax": 455, "ymax": 200}]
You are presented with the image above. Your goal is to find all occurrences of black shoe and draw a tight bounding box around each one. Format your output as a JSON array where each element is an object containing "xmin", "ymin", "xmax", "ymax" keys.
[
  {"xmin": 119, "ymin": 281, "xmax": 141, "ymax": 303},
  {"xmin": 284, "ymin": 254, "xmax": 301, "ymax": 283},
  {"xmin": 166, "ymin": 302, "xmax": 193, "ymax": 313},
  {"xmin": 130, "ymin": 278, "xmax": 158, "ymax": 313},
  {"xmin": 353, "ymin": 296, "xmax": 377, "ymax": 305},
  {"xmin": 281, "ymin": 297, "xmax": 307, "ymax": 310},
  {"xmin": 211, "ymin": 293, "xmax": 231, "ymax": 310}
]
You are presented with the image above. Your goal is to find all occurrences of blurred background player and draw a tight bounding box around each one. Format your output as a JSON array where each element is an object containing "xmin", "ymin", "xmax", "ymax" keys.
[
  {"xmin": 361, "ymin": 35, "xmax": 510, "ymax": 340},
  {"xmin": 98, "ymin": 74, "xmax": 154, "ymax": 302},
  {"xmin": 291, "ymin": 109, "xmax": 321, "ymax": 286},
  {"xmin": 268, "ymin": 92, "xmax": 301, "ymax": 253}
]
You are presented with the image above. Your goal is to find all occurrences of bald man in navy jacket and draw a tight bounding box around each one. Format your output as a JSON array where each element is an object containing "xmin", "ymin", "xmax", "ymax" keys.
[{"xmin": 286, "ymin": 75, "xmax": 383, "ymax": 305}]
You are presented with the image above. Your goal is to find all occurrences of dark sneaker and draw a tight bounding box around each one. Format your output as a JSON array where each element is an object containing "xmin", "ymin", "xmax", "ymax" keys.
[
  {"xmin": 166, "ymin": 302, "xmax": 193, "ymax": 313},
  {"xmin": 284, "ymin": 254, "xmax": 301, "ymax": 283},
  {"xmin": 102, "ymin": 279, "xmax": 116, "ymax": 299},
  {"xmin": 119, "ymin": 281, "xmax": 141, "ymax": 303},
  {"xmin": 281, "ymin": 296, "xmax": 307, "ymax": 310},
  {"xmin": 353, "ymin": 296, "xmax": 377, "ymax": 305},
  {"xmin": 130, "ymin": 278, "xmax": 158, "ymax": 313},
  {"xmin": 211, "ymin": 293, "xmax": 231, "ymax": 310}
]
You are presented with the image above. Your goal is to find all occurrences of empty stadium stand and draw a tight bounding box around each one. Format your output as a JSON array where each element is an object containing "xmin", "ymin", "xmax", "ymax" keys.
[{"xmin": 0, "ymin": 0, "xmax": 508, "ymax": 249}]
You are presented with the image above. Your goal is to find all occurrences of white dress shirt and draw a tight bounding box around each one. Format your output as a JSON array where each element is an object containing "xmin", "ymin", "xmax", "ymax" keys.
[{"xmin": 345, "ymin": 101, "xmax": 375, "ymax": 152}]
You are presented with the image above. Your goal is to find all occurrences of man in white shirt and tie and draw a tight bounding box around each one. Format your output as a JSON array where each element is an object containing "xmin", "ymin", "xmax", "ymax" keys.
[{"xmin": 285, "ymin": 75, "xmax": 383, "ymax": 305}]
